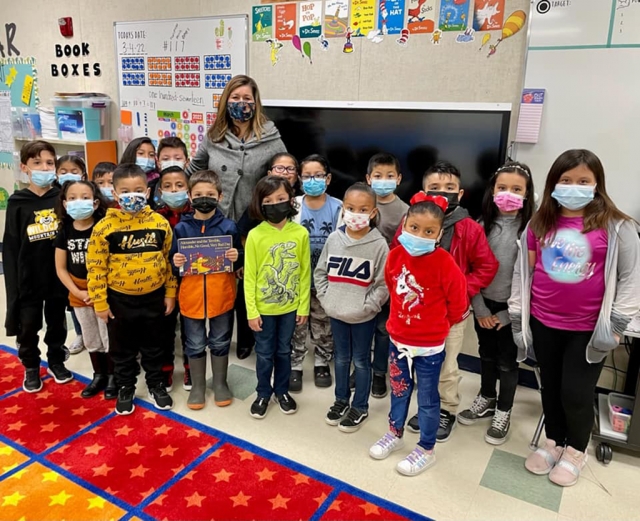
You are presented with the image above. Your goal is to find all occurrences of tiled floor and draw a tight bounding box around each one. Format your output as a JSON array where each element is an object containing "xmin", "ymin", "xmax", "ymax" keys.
[{"xmin": 0, "ymin": 282, "xmax": 639, "ymax": 520}]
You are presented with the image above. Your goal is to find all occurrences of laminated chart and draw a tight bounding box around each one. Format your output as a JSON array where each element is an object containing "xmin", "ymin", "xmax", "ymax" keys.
[
  {"xmin": 175, "ymin": 73, "xmax": 200, "ymax": 88},
  {"xmin": 175, "ymin": 56, "xmax": 201, "ymax": 71},
  {"xmin": 149, "ymin": 73, "xmax": 172, "ymax": 87},
  {"xmin": 147, "ymin": 57, "xmax": 172, "ymax": 71},
  {"xmin": 205, "ymin": 74, "xmax": 232, "ymax": 90},
  {"xmin": 121, "ymin": 57, "xmax": 145, "ymax": 71},
  {"xmin": 122, "ymin": 72, "xmax": 145, "ymax": 86},
  {"xmin": 204, "ymin": 54, "xmax": 232, "ymax": 70}
]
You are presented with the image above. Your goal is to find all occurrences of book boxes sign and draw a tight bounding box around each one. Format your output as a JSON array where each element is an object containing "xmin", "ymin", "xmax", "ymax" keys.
[{"xmin": 51, "ymin": 43, "xmax": 101, "ymax": 78}]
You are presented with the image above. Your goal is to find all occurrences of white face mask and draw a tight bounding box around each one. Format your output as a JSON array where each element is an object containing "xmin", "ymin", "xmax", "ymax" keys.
[
  {"xmin": 160, "ymin": 160, "xmax": 186, "ymax": 171},
  {"xmin": 343, "ymin": 210, "xmax": 371, "ymax": 231}
]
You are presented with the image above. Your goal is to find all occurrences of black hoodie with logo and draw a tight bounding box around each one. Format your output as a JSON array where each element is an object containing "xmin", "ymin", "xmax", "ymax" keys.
[{"xmin": 3, "ymin": 187, "xmax": 67, "ymax": 336}]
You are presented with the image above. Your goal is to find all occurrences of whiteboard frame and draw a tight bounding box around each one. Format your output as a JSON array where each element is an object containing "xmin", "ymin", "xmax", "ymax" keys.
[{"xmin": 263, "ymin": 99, "xmax": 512, "ymax": 112}]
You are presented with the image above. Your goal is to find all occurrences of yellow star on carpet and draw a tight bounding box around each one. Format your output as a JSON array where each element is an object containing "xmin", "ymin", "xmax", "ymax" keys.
[
  {"xmin": 35, "ymin": 390, "xmax": 52, "ymax": 400},
  {"xmin": 84, "ymin": 443, "xmax": 104, "ymax": 456},
  {"xmin": 79, "ymin": 422, "xmax": 91, "ymax": 430},
  {"xmin": 72, "ymin": 406, "xmax": 89, "ymax": 416},
  {"xmin": 0, "ymin": 375, "xmax": 16, "ymax": 383},
  {"xmin": 213, "ymin": 469, "xmax": 233, "ymax": 482},
  {"xmin": 171, "ymin": 464, "xmax": 185, "ymax": 475},
  {"xmin": 154, "ymin": 424, "xmax": 172, "ymax": 435},
  {"xmin": 42, "ymin": 470, "xmax": 59, "ymax": 482},
  {"xmin": 291, "ymin": 473, "xmax": 310, "ymax": 485},
  {"xmin": 87, "ymin": 496, "xmax": 106, "ymax": 510},
  {"xmin": 159, "ymin": 445, "xmax": 178, "ymax": 457},
  {"xmin": 0, "ymin": 446, "xmax": 13, "ymax": 456},
  {"xmin": 7, "ymin": 421, "xmax": 25, "ymax": 431},
  {"xmin": 198, "ymin": 444, "xmax": 211, "ymax": 454},
  {"xmin": 2, "ymin": 491, "xmax": 25, "ymax": 506},
  {"xmin": 142, "ymin": 411, "xmax": 156, "ymax": 420},
  {"xmin": 125, "ymin": 443, "xmax": 145, "ymax": 455},
  {"xmin": 49, "ymin": 490, "xmax": 73, "ymax": 506},
  {"xmin": 238, "ymin": 450, "xmax": 254, "ymax": 461},
  {"xmin": 256, "ymin": 467, "xmax": 276, "ymax": 481},
  {"xmin": 185, "ymin": 491, "xmax": 206, "ymax": 508},
  {"xmin": 328, "ymin": 500, "xmax": 343, "ymax": 512},
  {"xmin": 229, "ymin": 491, "xmax": 251, "ymax": 508},
  {"xmin": 359, "ymin": 502, "xmax": 381, "ymax": 516},
  {"xmin": 269, "ymin": 493, "xmax": 290, "ymax": 510},
  {"xmin": 140, "ymin": 487, "xmax": 155, "ymax": 499},
  {"xmin": 183, "ymin": 470, "xmax": 197, "ymax": 481},
  {"xmin": 92, "ymin": 463, "xmax": 113, "ymax": 477},
  {"xmin": 151, "ymin": 493, "xmax": 167, "ymax": 506},
  {"xmin": 114, "ymin": 425, "xmax": 133, "ymax": 436},
  {"xmin": 11, "ymin": 468, "xmax": 28, "ymax": 480},
  {"xmin": 45, "ymin": 440, "xmax": 61, "ymax": 450},
  {"xmin": 40, "ymin": 422, "xmax": 59, "ymax": 433},
  {"xmin": 4, "ymin": 361, "xmax": 19, "ymax": 368},
  {"xmin": 314, "ymin": 492, "xmax": 328, "ymax": 506},
  {"xmin": 41, "ymin": 405, "xmax": 58, "ymax": 414},
  {"xmin": 4, "ymin": 405, "xmax": 21, "ymax": 415},
  {"xmin": 130, "ymin": 464, "xmax": 149, "ymax": 478},
  {"xmin": 185, "ymin": 428, "xmax": 200, "ymax": 438}
]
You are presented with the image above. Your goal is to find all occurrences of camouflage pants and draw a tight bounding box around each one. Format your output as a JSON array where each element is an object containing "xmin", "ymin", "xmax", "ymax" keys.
[{"xmin": 291, "ymin": 289, "xmax": 334, "ymax": 370}]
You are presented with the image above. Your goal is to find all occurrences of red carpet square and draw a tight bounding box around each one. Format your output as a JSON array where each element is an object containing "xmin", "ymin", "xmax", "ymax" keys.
[
  {"xmin": 46, "ymin": 409, "xmax": 218, "ymax": 506},
  {"xmin": 0, "ymin": 350, "xmax": 39, "ymax": 396},
  {"xmin": 144, "ymin": 443, "xmax": 333, "ymax": 521},
  {"xmin": 320, "ymin": 491, "xmax": 411, "ymax": 520},
  {"xmin": 0, "ymin": 380, "xmax": 113, "ymax": 453}
]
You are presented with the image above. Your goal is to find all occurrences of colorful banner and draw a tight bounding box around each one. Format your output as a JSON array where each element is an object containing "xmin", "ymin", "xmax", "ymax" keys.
[
  {"xmin": 275, "ymin": 3, "xmax": 297, "ymax": 40},
  {"xmin": 350, "ymin": 0, "xmax": 376, "ymax": 37},
  {"xmin": 378, "ymin": 0, "xmax": 404, "ymax": 35},
  {"xmin": 252, "ymin": 5, "xmax": 273, "ymax": 41},
  {"xmin": 324, "ymin": 0, "xmax": 349, "ymax": 37},
  {"xmin": 439, "ymin": 0, "xmax": 470, "ymax": 31},
  {"xmin": 473, "ymin": 0, "xmax": 505, "ymax": 31},
  {"xmin": 299, "ymin": 1, "xmax": 323, "ymax": 38},
  {"xmin": 406, "ymin": 0, "xmax": 437, "ymax": 33}
]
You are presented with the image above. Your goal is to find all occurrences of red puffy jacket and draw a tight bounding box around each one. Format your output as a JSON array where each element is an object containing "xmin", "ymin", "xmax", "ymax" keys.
[{"xmin": 391, "ymin": 217, "xmax": 498, "ymax": 299}]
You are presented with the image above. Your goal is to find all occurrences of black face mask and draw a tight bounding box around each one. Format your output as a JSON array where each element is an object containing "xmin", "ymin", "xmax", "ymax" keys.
[
  {"xmin": 191, "ymin": 197, "xmax": 218, "ymax": 214},
  {"xmin": 427, "ymin": 191, "xmax": 459, "ymax": 214},
  {"xmin": 262, "ymin": 201, "xmax": 292, "ymax": 223}
]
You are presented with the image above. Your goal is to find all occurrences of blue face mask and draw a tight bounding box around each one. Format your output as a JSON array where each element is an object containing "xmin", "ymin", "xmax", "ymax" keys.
[
  {"xmin": 371, "ymin": 179, "xmax": 398, "ymax": 197},
  {"xmin": 227, "ymin": 101, "xmax": 256, "ymax": 123},
  {"xmin": 65, "ymin": 199, "xmax": 95, "ymax": 220},
  {"xmin": 30, "ymin": 170, "xmax": 57, "ymax": 188},
  {"xmin": 118, "ymin": 192, "xmax": 147, "ymax": 214},
  {"xmin": 58, "ymin": 173, "xmax": 83, "ymax": 185},
  {"xmin": 100, "ymin": 187, "xmax": 115, "ymax": 201},
  {"xmin": 398, "ymin": 231, "xmax": 438, "ymax": 257},
  {"xmin": 302, "ymin": 178, "xmax": 327, "ymax": 197},
  {"xmin": 161, "ymin": 190, "xmax": 189, "ymax": 209},
  {"xmin": 136, "ymin": 157, "xmax": 156, "ymax": 173},
  {"xmin": 551, "ymin": 184, "xmax": 595, "ymax": 211}
]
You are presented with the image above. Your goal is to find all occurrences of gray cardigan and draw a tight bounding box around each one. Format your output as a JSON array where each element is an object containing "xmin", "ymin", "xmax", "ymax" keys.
[
  {"xmin": 508, "ymin": 219, "xmax": 640, "ymax": 364},
  {"xmin": 186, "ymin": 121, "xmax": 287, "ymax": 221}
]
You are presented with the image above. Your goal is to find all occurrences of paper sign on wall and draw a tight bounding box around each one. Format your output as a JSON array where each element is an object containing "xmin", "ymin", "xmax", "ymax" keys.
[
  {"xmin": 324, "ymin": 0, "xmax": 349, "ymax": 37},
  {"xmin": 515, "ymin": 89, "xmax": 546, "ymax": 144},
  {"xmin": 21, "ymin": 75, "xmax": 33, "ymax": 106},
  {"xmin": 406, "ymin": 0, "xmax": 436, "ymax": 33},
  {"xmin": 350, "ymin": 0, "xmax": 376, "ymax": 36},
  {"xmin": 473, "ymin": 0, "xmax": 505, "ymax": 31},
  {"xmin": 252, "ymin": 5, "xmax": 273, "ymax": 41},
  {"xmin": 276, "ymin": 3, "xmax": 297, "ymax": 40},
  {"xmin": 299, "ymin": 2, "xmax": 323, "ymax": 38},
  {"xmin": 439, "ymin": 0, "xmax": 470, "ymax": 31},
  {"xmin": 379, "ymin": 0, "xmax": 405, "ymax": 35}
]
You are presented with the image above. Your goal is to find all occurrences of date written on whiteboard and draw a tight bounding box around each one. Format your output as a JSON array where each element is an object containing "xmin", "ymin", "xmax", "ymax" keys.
[
  {"xmin": 118, "ymin": 30, "xmax": 147, "ymax": 56},
  {"xmin": 164, "ymin": 23, "xmax": 190, "ymax": 53},
  {"xmin": 121, "ymin": 42, "xmax": 146, "ymax": 55}
]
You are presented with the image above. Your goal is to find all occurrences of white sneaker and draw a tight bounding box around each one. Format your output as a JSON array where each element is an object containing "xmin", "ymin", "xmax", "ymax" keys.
[
  {"xmin": 68, "ymin": 335, "xmax": 85, "ymax": 355},
  {"xmin": 369, "ymin": 432, "xmax": 405, "ymax": 460},
  {"xmin": 396, "ymin": 446, "xmax": 436, "ymax": 476}
]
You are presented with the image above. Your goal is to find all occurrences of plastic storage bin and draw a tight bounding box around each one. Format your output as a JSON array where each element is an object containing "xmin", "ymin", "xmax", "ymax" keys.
[
  {"xmin": 52, "ymin": 94, "xmax": 111, "ymax": 142},
  {"xmin": 608, "ymin": 393, "xmax": 634, "ymax": 435}
]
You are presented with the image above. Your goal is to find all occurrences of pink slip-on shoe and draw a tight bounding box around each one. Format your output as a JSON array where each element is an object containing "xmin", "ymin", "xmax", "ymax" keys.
[
  {"xmin": 549, "ymin": 446, "xmax": 587, "ymax": 487},
  {"xmin": 525, "ymin": 439, "xmax": 564, "ymax": 475}
]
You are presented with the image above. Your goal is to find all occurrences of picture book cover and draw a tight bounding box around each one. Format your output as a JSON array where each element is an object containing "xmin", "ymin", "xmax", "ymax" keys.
[{"xmin": 178, "ymin": 235, "xmax": 233, "ymax": 276}]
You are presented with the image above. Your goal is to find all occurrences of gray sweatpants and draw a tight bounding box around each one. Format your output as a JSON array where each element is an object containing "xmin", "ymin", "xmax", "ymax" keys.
[
  {"xmin": 291, "ymin": 289, "xmax": 333, "ymax": 370},
  {"xmin": 73, "ymin": 306, "xmax": 109, "ymax": 353}
]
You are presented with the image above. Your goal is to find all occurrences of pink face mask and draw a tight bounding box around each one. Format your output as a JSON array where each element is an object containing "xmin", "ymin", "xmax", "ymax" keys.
[
  {"xmin": 493, "ymin": 191, "xmax": 524, "ymax": 212},
  {"xmin": 343, "ymin": 210, "xmax": 371, "ymax": 231}
]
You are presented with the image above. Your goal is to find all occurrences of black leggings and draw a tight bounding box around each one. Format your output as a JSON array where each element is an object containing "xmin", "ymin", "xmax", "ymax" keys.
[{"xmin": 531, "ymin": 316, "xmax": 604, "ymax": 452}]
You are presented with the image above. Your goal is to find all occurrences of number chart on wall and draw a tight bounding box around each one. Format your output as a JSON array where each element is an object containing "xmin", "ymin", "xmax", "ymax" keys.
[{"xmin": 114, "ymin": 16, "xmax": 248, "ymax": 156}]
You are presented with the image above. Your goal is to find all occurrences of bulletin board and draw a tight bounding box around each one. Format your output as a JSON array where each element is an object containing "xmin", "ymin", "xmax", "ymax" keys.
[{"xmin": 114, "ymin": 16, "xmax": 248, "ymax": 156}]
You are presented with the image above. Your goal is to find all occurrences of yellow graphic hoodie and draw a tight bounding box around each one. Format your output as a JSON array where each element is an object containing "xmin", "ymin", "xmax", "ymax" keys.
[{"xmin": 87, "ymin": 206, "xmax": 177, "ymax": 312}]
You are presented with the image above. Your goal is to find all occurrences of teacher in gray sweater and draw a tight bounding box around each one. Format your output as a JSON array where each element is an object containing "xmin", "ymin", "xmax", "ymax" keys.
[{"xmin": 186, "ymin": 74, "xmax": 287, "ymax": 220}]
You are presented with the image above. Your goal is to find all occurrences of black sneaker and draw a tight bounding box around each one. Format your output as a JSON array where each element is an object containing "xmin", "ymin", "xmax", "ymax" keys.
[
  {"xmin": 458, "ymin": 394, "xmax": 496, "ymax": 425},
  {"xmin": 47, "ymin": 364, "xmax": 73, "ymax": 384},
  {"xmin": 407, "ymin": 414, "xmax": 420, "ymax": 433},
  {"xmin": 338, "ymin": 407, "xmax": 369, "ymax": 433},
  {"xmin": 325, "ymin": 400, "xmax": 349, "ymax": 426},
  {"xmin": 314, "ymin": 366, "xmax": 332, "ymax": 388},
  {"xmin": 349, "ymin": 371, "xmax": 356, "ymax": 391},
  {"xmin": 250, "ymin": 397, "xmax": 269, "ymax": 419},
  {"xmin": 237, "ymin": 345, "xmax": 253, "ymax": 360},
  {"xmin": 371, "ymin": 373, "xmax": 388, "ymax": 398},
  {"xmin": 23, "ymin": 368, "xmax": 43, "ymax": 393},
  {"xmin": 274, "ymin": 392, "xmax": 298, "ymax": 415},
  {"xmin": 289, "ymin": 370, "xmax": 303, "ymax": 393},
  {"xmin": 485, "ymin": 409, "xmax": 511, "ymax": 445},
  {"xmin": 436, "ymin": 410, "xmax": 457, "ymax": 443},
  {"xmin": 183, "ymin": 366, "xmax": 192, "ymax": 391},
  {"xmin": 149, "ymin": 385, "xmax": 174, "ymax": 410},
  {"xmin": 115, "ymin": 386, "xmax": 136, "ymax": 415}
]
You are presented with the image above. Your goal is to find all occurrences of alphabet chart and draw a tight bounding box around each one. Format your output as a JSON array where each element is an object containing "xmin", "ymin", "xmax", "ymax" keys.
[{"xmin": 114, "ymin": 16, "xmax": 248, "ymax": 155}]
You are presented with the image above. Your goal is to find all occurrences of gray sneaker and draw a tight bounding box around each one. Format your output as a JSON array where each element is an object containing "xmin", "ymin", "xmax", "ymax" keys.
[
  {"xmin": 458, "ymin": 394, "xmax": 496, "ymax": 425},
  {"xmin": 485, "ymin": 408, "xmax": 511, "ymax": 445},
  {"xmin": 68, "ymin": 335, "xmax": 85, "ymax": 355}
]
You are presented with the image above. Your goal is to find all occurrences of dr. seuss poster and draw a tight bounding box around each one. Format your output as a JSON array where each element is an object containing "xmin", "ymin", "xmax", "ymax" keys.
[
  {"xmin": 378, "ymin": 0, "xmax": 405, "ymax": 35},
  {"xmin": 299, "ymin": 2, "xmax": 323, "ymax": 38},
  {"xmin": 276, "ymin": 3, "xmax": 297, "ymax": 40},
  {"xmin": 324, "ymin": 0, "xmax": 349, "ymax": 37},
  {"xmin": 350, "ymin": 0, "xmax": 376, "ymax": 36},
  {"xmin": 252, "ymin": 5, "xmax": 273, "ymax": 41},
  {"xmin": 406, "ymin": 0, "xmax": 437, "ymax": 33},
  {"xmin": 473, "ymin": 0, "xmax": 505, "ymax": 31},
  {"xmin": 439, "ymin": 0, "xmax": 471, "ymax": 32}
]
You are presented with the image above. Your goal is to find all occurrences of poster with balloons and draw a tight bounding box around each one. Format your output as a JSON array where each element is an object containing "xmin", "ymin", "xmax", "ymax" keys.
[
  {"xmin": 485, "ymin": 10, "xmax": 527, "ymax": 57},
  {"xmin": 406, "ymin": 0, "xmax": 437, "ymax": 34},
  {"xmin": 378, "ymin": 0, "xmax": 405, "ymax": 35},
  {"xmin": 275, "ymin": 3, "xmax": 297, "ymax": 40},
  {"xmin": 473, "ymin": 0, "xmax": 505, "ymax": 31},
  {"xmin": 439, "ymin": 0, "xmax": 471, "ymax": 32},
  {"xmin": 350, "ymin": 0, "xmax": 377, "ymax": 37},
  {"xmin": 324, "ymin": 0, "xmax": 349, "ymax": 37},
  {"xmin": 299, "ymin": 1, "xmax": 323, "ymax": 38}
]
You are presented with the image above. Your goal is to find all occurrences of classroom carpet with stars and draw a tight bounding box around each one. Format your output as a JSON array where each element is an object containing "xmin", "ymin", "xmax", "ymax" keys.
[{"xmin": 0, "ymin": 346, "xmax": 432, "ymax": 521}]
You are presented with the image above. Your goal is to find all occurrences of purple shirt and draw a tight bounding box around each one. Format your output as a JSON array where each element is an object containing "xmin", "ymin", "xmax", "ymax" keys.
[{"xmin": 527, "ymin": 216, "xmax": 607, "ymax": 331}]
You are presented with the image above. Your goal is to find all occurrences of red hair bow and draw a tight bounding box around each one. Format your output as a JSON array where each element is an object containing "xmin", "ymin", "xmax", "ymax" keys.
[{"xmin": 410, "ymin": 191, "xmax": 449, "ymax": 213}]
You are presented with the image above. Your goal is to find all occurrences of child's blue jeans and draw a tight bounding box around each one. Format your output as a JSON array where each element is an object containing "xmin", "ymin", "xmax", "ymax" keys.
[
  {"xmin": 389, "ymin": 341, "xmax": 445, "ymax": 451},
  {"xmin": 182, "ymin": 310, "xmax": 234, "ymax": 359}
]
